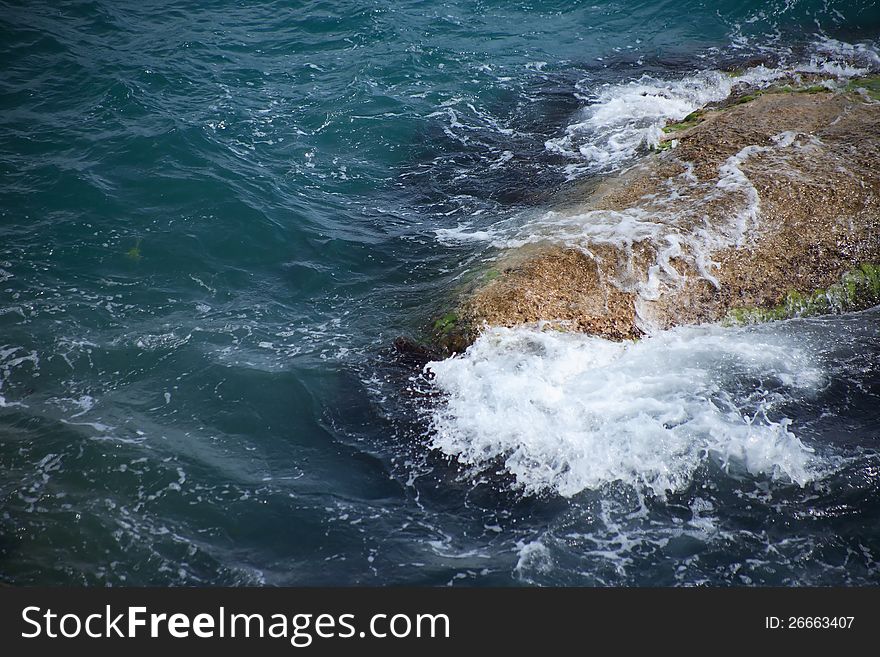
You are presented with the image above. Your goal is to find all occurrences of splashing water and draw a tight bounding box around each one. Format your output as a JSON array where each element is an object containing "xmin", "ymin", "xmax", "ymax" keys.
[{"xmin": 428, "ymin": 323, "xmax": 827, "ymax": 498}]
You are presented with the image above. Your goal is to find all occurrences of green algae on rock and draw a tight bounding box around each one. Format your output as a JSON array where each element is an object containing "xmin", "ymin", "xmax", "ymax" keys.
[
  {"xmin": 662, "ymin": 109, "xmax": 707, "ymax": 133},
  {"xmin": 846, "ymin": 74, "xmax": 880, "ymax": 100},
  {"xmin": 725, "ymin": 264, "xmax": 880, "ymax": 325}
]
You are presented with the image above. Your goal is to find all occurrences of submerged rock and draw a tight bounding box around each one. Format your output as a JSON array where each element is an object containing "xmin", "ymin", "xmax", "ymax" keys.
[{"xmin": 435, "ymin": 77, "xmax": 880, "ymax": 347}]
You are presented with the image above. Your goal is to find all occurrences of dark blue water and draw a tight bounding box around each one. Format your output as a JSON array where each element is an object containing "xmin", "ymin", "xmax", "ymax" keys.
[{"xmin": 2, "ymin": 0, "xmax": 880, "ymax": 585}]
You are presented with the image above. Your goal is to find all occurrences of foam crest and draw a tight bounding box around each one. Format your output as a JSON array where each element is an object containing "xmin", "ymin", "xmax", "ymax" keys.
[
  {"xmin": 427, "ymin": 324, "xmax": 824, "ymax": 498},
  {"xmin": 543, "ymin": 39, "xmax": 877, "ymax": 177},
  {"xmin": 544, "ymin": 70, "xmax": 737, "ymax": 174},
  {"xmin": 542, "ymin": 64, "xmax": 800, "ymax": 176}
]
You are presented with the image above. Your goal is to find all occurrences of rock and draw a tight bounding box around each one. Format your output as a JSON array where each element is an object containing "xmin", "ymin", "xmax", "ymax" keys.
[
  {"xmin": 430, "ymin": 78, "xmax": 880, "ymax": 349},
  {"xmin": 392, "ymin": 336, "xmax": 441, "ymax": 365}
]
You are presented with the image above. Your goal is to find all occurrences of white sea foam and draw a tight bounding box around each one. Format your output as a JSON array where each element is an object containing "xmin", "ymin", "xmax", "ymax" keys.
[
  {"xmin": 543, "ymin": 65, "xmax": 797, "ymax": 176},
  {"xmin": 427, "ymin": 323, "xmax": 824, "ymax": 498},
  {"xmin": 543, "ymin": 39, "xmax": 877, "ymax": 177},
  {"xmin": 434, "ymin": 224, "xmax": 496, "ymax": 244},
  {"xmin": 808, "ymin": 36, "xmax": 880, "ymax": 72}
]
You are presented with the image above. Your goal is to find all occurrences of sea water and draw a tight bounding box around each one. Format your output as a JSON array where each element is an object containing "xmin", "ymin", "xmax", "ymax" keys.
[{"xmin": 2, "ymin": 0, "xmax": 880, "ymax": 585}]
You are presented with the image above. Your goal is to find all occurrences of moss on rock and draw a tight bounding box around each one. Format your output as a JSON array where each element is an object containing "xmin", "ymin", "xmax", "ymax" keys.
[
  {"xmin": 846, "ymin": 75, "xmax": 880, "ymax": 101},
  {"xmin": 662, "ymin": 110, "xmax": 707, "ymax": 133},
  {"xmin": 725, "ymin": 263, "xmax": 880, "ymax": 325}
]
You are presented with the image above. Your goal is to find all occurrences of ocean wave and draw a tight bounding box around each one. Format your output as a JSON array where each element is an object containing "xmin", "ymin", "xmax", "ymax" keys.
[
  {"xmin": 427, "ymin": 322, "xmax": 828, "ymax": 498},
  {"xmin": 543, "ymin": 37, "xmax": 878, "ymax": 178}
]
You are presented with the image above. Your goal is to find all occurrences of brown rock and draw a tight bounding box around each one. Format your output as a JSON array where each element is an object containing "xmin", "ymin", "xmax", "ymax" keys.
[{"xmin": 455, "ymin": 86, "xmax": 880, "ymax": 342}]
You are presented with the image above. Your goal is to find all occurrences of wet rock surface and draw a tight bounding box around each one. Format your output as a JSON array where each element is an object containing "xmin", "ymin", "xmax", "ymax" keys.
[{"xmin": 442, "ymin": 80, "xmax": 880, "ymax": 347}]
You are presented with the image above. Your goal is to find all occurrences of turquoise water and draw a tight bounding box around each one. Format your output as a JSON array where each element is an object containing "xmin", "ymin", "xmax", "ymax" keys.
[{"xmin": 2, "ymin": 0, "xmax": 880, "ymax": 585}]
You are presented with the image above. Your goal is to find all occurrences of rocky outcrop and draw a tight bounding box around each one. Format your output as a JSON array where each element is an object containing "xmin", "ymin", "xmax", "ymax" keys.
[{"xmin": 428, "ymin": 76, "xmax": 880, "ymax": 353}]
